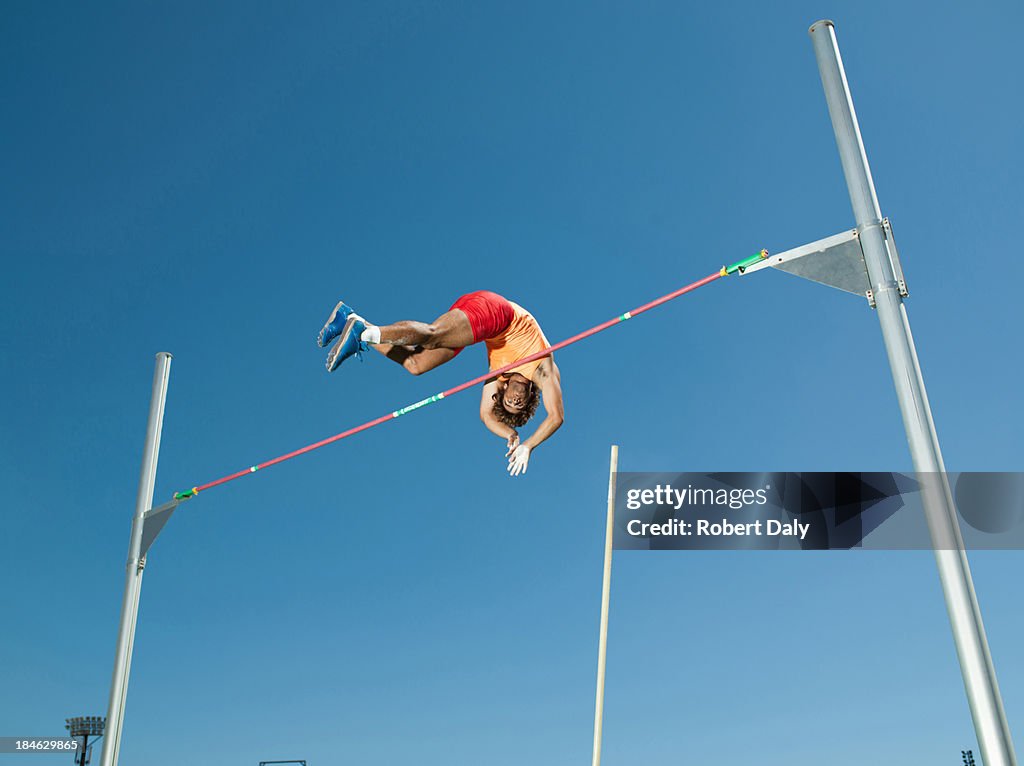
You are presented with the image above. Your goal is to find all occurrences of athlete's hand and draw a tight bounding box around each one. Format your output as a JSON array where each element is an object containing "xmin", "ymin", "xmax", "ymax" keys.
[
  {"xmin": 507, "ymin": 444, "xmax": 531, "ymax": 477},
  {"xmin": 506, "ymin": 432, "xmax": 520, "ymax": 456}
]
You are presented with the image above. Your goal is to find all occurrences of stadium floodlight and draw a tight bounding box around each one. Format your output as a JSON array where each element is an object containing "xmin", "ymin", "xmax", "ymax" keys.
[
  {"xmin": 65, "ymin": 717, "xmax": 106, "ymax": 765},
  {"xmin": 65, "ymin": 717, "xmax": 105, "ymax": 738}
]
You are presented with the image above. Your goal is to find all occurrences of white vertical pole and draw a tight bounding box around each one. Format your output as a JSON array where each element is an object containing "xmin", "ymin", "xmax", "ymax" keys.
[
  {"xmin": 592, "ymin": 445, "xmax": 618, "ymax": 766},
  {"xmin": 809, "ymin": 20, "xmax": 1016, "ymax": 766},
  {"xmin": 99, "ymin": 352, "xmax": 172, "ymax": 766}
]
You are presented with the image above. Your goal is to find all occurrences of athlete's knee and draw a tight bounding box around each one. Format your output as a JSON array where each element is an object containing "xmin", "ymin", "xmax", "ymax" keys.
[{"xmin": 419, "ymin": 324, "xmax": 445, "ymax": 349}]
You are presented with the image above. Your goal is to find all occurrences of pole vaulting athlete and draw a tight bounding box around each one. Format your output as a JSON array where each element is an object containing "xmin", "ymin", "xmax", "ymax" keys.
[{"xmin": 316, "ymin": 291, "xmax": 564, "ymax": 477}]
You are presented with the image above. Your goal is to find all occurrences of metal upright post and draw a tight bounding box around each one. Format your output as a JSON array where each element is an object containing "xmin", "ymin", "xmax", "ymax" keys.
[
  {"xmin": 809, "ymin": 20, "xmax": 1016, "ymax": 766},
  {"xmin": 592, "ymin": 445, "xmax": 618, "ymax": 766},
  {"xmin": 99, "ymin": 352, "xmax": 173, "ymax": 766}
]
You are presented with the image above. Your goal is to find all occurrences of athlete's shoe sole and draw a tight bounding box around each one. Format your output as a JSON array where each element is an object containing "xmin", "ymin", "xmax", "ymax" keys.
[
  {"xmin": 318, "ymin": 300, "xmax": 354, "ymax": 348},
  {"xmin": 326, "ymin": 315, "xmax": 368, "ymax": 372}
]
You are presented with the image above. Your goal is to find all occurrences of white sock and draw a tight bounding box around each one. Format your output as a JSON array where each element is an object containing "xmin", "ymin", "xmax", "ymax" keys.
[{"xmin": 360, "ymin": 324, "xmax": 382, "ymax": 344}]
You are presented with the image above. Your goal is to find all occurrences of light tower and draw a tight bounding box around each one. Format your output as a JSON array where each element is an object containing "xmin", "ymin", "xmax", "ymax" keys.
[{"xmin": 65, "ymin": 716, "xmax": 105, "ymax": 766}]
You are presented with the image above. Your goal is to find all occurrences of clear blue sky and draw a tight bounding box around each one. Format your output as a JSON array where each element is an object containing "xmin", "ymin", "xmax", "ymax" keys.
[{"xmin": 2, "ymin": 2, "xmax": 1022, "ymax": 764}]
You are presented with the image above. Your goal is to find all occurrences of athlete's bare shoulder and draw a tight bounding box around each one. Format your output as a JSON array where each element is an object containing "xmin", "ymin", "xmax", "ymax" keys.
[{"xmin": 536, "ymin": 355, "xmax": 559, "ymax": 381}]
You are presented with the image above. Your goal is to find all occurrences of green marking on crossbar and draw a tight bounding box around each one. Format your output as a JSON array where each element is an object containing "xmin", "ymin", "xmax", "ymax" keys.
[
  {"xmin": 723, "ymin": 249, "xmax": 768, "ymax": 275},
  {"xmin": 393, "ymin": 392, "xmax": 445, "ymax": 418}
]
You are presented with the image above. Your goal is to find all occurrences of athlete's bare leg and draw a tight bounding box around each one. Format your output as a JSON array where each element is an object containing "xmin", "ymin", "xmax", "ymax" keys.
[
  {"xmin": 369, "ymin": 309, "xmax": 473, "ymax": 375},
  {"xmin": 374, "ymin": 309, "xmax": 475, "ymax": 348},
  {"xmin": 371, "ymin": 344, "xmax": 458, "ymax": 376}
]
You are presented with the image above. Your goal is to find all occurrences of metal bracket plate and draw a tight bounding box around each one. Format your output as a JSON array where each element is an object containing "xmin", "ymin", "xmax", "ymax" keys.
[
  {"xmin": 741, "ymin": 218, "xmax": 907, "ymax": 306},
  {"xmin": 882, "ymin": 217, "xmax": 909, "ymax": 298},
  {"xmin": 140, "ymin": 498, "xmax": 181, "ymax": 558}
]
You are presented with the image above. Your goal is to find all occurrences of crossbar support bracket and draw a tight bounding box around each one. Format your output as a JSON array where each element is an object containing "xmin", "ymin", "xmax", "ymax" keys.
[
  {"xmin": 741, "ymin": 217, "xmax": 907, "ymax": 308},
  {"xmin": 139, "ymin": 498, "xmax": 184, "ymax": 559}
]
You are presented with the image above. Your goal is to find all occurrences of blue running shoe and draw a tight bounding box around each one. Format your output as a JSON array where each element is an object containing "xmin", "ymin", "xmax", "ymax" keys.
[
  {"xmin": 326, "ymin": 315, "xmax": 369, "ymax": 372},
  {"xmin": 317, "ymin": 300, "xmax": 355, "ymax": 348}
]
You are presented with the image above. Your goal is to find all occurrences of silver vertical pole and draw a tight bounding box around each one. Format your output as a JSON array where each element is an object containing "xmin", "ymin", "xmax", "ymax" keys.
[
  {"xmin": 99, "ymin": 352, "xmax": 172, "ymax": 766},
  {"xmin": 592, "ymin": 445, "xmax": 618, "ymax": 766},
  {"xmin": 809, "ymin": 20, "xmax": 1016, "ymax": 766}
]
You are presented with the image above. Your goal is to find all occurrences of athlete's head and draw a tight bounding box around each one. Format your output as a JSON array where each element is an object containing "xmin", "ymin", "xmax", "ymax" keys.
[{"xmin": 492, "ymin": 376, "xmax": 540, "ymax": 428}]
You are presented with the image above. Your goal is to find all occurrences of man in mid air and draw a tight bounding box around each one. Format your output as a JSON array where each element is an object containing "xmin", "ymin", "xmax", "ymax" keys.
[{"xmin": 317, "ymin": 290, "xmax": 564, "ymax": 477}]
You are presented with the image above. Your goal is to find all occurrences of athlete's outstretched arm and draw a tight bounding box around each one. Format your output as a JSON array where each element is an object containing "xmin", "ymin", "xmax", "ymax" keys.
[
  {"xmin": 480, "ymin": 380, "xmax": 519, "ymax": 447},
  {"xmin": 505, "ymin": 360, "xmax": 564, "ymax": 477},
  {"xmin": 522, "ymin": 359, "xmax": 564, "ymax": 452}
]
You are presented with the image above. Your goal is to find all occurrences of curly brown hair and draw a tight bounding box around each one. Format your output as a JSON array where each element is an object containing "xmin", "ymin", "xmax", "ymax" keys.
[{"xmin": 491, "ymin": 383, "xmax": 541, "ymax": 428}]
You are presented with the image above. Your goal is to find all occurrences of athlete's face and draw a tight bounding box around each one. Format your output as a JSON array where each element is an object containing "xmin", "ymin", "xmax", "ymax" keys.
[{"xmin": 502, "ymin": 377, "xmax": 532, "ymax": 413}]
